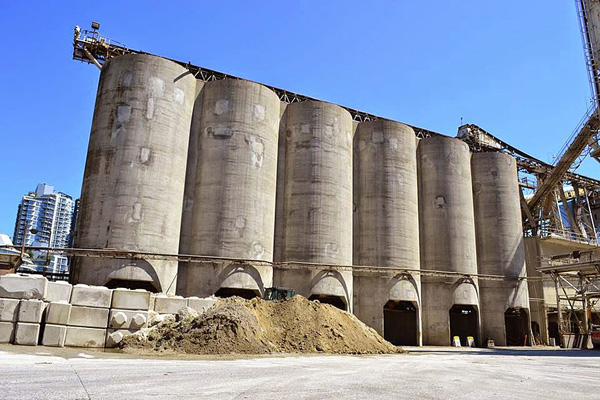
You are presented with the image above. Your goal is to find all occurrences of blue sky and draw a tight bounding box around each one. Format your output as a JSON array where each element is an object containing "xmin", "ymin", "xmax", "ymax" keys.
[{"xmin": 0, "ymin": 0, "xmax": 598, "ymax": 237}]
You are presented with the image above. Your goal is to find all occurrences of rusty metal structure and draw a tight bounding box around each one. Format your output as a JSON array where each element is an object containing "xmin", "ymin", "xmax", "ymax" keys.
[{"xmin": 540, "ymin": 250, "xmax": 600, "ymax": 347}]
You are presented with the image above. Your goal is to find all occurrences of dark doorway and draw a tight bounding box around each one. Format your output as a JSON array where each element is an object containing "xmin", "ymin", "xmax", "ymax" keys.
[
  {"xmin": 505, "ymin": 308, "xmax": 530, "ymax": 346},
  {"xmin": 531, "ymin": 321, "xmax": 540, "ymax": 337},
  {"xmin": 383, "ymin": 300, "xmax": 418, "ymax": 346},
  {"xmin": 531, "ymin": 321, "xmax": 541, "ymax": 345},
  {"xmin": 449, "ymin": 305, "xmax": 478, "ymax": 347},
  {"xmin": 215, "ymin": 288, "xmax": 259, "ymax": 299},
  {"xmin": 308, "ymin": 294, "xmax": 346, "ymax": 311},
  {"xmin": 548, "ymin": 322, "xmax": 560, "ymax": 345},
  {"xmin": 106, "ymin": 279, "xmax": 158, "ymax": 293}
]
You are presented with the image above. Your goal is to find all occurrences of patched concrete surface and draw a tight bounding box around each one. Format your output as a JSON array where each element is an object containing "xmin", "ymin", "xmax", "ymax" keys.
[{"xmin": 0, "ymin": 345, "xmax": 598, "ymax": 399}]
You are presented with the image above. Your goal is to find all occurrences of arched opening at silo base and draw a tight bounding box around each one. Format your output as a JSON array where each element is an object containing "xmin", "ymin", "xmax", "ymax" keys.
[
  {"xmin": 105, "ymin": 279, "xmax": 159, "ymax": 293},
  {"xmin": 383, "ymin": 300, "xmax": 418, "ymax": 346},
  {"xmin": 505, "ymin": 308, "xmax": 530, "ymax": 346},
  {"xmin": 308, "ymin": 294, "xmax": 347, "ymax": 311},
  {"xmin": 214, "ymin": 288, "xmax": 260, "ymax": 300},
  {"xmin": 449, "ymin": 305, "xmax": 478, "ymax": 347}
]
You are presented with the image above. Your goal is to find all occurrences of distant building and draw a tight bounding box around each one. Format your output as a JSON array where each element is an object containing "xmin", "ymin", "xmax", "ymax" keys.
[
  {"xmin": 13, "ymin": 184, "xmax": 75, "ymax": 247},
  {"xmin": 69, "ymin": 198, "xmax": 80, "ymax": 248},
  {"xmin": 12, "ymin": 184, "xmax": 75, "ymax": 274}
]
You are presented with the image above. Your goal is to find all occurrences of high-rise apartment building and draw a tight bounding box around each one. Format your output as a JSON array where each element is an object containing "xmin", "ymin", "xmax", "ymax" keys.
[{"xmin": 12, "ymin": 184, "xmax": 75, "ymax": 273}]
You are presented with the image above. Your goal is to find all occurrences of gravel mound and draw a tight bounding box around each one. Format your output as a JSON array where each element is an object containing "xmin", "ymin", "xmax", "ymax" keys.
[{"xmin": 120, "ymin": 295, "xmax": 401, "ymax": 355}]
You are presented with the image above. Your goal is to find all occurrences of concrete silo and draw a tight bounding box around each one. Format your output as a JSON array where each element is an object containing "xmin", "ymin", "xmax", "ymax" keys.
[
  {"xmin": 472, "ymin": 152, "xmax": 531, "ymax": 346},
  {"xmin": 73, "ymin": 54, "xmax": 196, "ymax": 294},
  {"xmin": 180, "ymin": 79, "xmax": 280, "ymax": 298},
  {"xmin": 275, "ymin": 100, "xmax": 353, "ymax": 311},
  {"xmin": 353, "ymin": 120, "xmax": 421, "ymax": 345},
  {"xmin": 418, "ymin": 136, "xmax": 480, "ymax": 346}
]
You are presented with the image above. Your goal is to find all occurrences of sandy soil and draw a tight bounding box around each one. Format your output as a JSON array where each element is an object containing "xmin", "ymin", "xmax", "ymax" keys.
[{"xmin": 120, "ymin": 295, "xmax": 400, "ymax": 355}]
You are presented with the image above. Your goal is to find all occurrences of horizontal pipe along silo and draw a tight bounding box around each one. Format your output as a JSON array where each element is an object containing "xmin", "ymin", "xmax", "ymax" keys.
[
  {"xmin": 181, "ymin": 79, "xmax": 280, "ymax": 298},
  {"xmin": 472, "ymin": 152, "xmax": 531, "ymax": 346},
  {"xmin": 72, "ymin": 54, "xmax": 196, "ymax": 293},
  {"xmin": 418, "ymin": 136, "xmax": 481, "ymax": 346},
  {"xmin": 274, "ymin": 100, "xmax": 354, "ymax": 311},
  {"xmin": 353, "ymin": 120, "xmax": 422, "ymax": 346}
]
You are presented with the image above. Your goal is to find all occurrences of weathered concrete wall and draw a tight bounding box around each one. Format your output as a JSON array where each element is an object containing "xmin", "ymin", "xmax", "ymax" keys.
[
  {"xmin": 524, "ymin": 236, "xmax": 548, "ymax": 344},
  {"xmin": 273, "ymin": 101, "xmax": 289, "ymax": 263},
  {"xmin": 179, "ymin": 79, "xmax": 279, "ymax": 296},
  {"xmin": 178, "ymin": 81, "xmax": 206, "ymax": 257},
  {"xmin": 189, "ymin": 79, "xmax": 279, "ymax": 261},
  {"xmin": 280, "ymin": 101, "xmax": 353, "ymax": 266},
  {"xmin": 176, "ymin": 82, "xmax": 205, "ymax": 295},
  {"xmin": 180, "ymin": 260, "xmax": 273, "ymax": 298},
  {"xmin": 472, "ymin": 152, "xmax": 530, "ymax": 346},
  {"xmin": 74, "ymin": 54, "xmax": 196, "ymax": 293},
  {"xmin": 418, "ymin": 136, "xmax": 480, "ymax": 345},
  {"xmin": 353, "ymin": 272, "xmax": 421, "ymax": 344},
  {"xmin": 353, "ymin": 120, "xmax": 420, "ymax": 341},
  {"xmin": 354, "ymin": 120, "xmax": 419, "ymax": 268}
]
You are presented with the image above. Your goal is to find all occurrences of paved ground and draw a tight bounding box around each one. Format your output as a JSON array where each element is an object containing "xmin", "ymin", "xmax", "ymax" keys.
[{"xmin": 0, "ymin": 345, "xmax": 599, "ymax": 399}]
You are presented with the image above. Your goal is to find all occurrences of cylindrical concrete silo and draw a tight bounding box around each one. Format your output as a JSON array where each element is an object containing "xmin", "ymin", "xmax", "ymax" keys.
[
  {"xmin": 418, "ymin": 136, "xmax": 480, "ymax": 346},
  {"xmin": 184, "ymin": 79, "xmax": 280, "ymax": 298},
  {"xmin": 73, "ymin": 54, "xmax": 196, "ymax": 294},
  {"xmin": 353, "ymin": 120, "xmax": 422, "ymax": 345},
  {"xmin": 275, "ymin": 101, "xmax": 353, "ymax": 310},
  {"xmin": 472, "ymin": 152, "xmax": 530, "ymax": 346}
]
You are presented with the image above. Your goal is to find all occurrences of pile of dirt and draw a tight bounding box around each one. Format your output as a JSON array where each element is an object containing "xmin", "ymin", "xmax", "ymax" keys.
[{"xmin": 120, "ymin": 296, "xmax": 401, "ymax": 355}]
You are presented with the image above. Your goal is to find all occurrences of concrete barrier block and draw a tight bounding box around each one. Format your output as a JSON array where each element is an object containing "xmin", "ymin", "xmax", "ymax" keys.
[
  {"xmin": 0, "ymin": 321, "xmax": 15, "ymax": 343},
  {"xmin": 44, "ymin": 281, "xmax": 72, "ymax": 303},
  {"xmin": 45, "ymin": 302, "xmax": 72, "ymax": 325},
  {"xmin": 14, "ymin": 322, "xmax": 40, "ymax": 345},
  {"xmin": 42, "ymin": 324, "xmax": 67, "ymax": 347},
  {"xmin": 108, "ymin": 309, "xmax": 148, "ymax": 330},
  {"xmin": 70, "ymin": 284, "xmax": 112, "ymax": 308},
  {"xmin": 153, "ymin": 295, "xmax": 186, "ymax": 314},
  {"xmin": 187, "ymin": 297, "xmax": 217, "ymax": 313},
  {"xmin": 69, "ymin": 306, "xmax": 109, "ymax": 328},
  {"xmin": 65, "ymin": 326, "xmax": 106, "ymax": 348},
  {"xmin": 0, "ymin": 298, "xmax": 20, "ymax": 322},
  {"xmin": 18, "ymin": 299, "xmax": 45, "ymax": 323},
  {"xmin": 105, "ymin": 329, "xmax": 135, "ymax": 348},
  {"xmin": 111, "ymin": 289, "xmax": 151, "ymax": 311},
  {"xmin": 0, "ymin": 274, "xmax": 47, "ymax": 299}
]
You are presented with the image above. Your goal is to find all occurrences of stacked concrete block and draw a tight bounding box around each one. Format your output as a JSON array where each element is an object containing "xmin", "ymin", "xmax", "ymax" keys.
[
  {"xmin": 152, "ymin": 295, "xmax": 187, "ymax": 315},
  {"xmin": 186, "ymin": 297, "xmax": 217, "ymax": 313},
  {"xmin": 106, "ymin": 289, "xmax": 151, "ymax": 348},
  {"xmin": 42, "ymin": 301, "xmax": 72, "ymax": 347},
  {"xmin": 0, "ymin": 298, "xmax": 19, "ymax": 343},
  {"xmin": 65, "ymin": 285, "xmax": 112, "ymax": 348},
  {"xmin": 0, "ymin": 275, "xmax": 48, "ymax": 345},
  {"xmin": 0, "ymin": 274, "xmax": 48, "ymax": 300},
  {"xmin": 112, "ymin": 288, "xmax": 151, "ymax": 310},
  {"xmin": 44, "ymin": 281, "xmax": 73, "ymax": 303},
  {"xmin": 14, "ymin": 299, "xmax": 45, "ymax": 345},
  {"xmin": 0, "ymin": 321, "xmax": 15, "ymax": 343}
]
